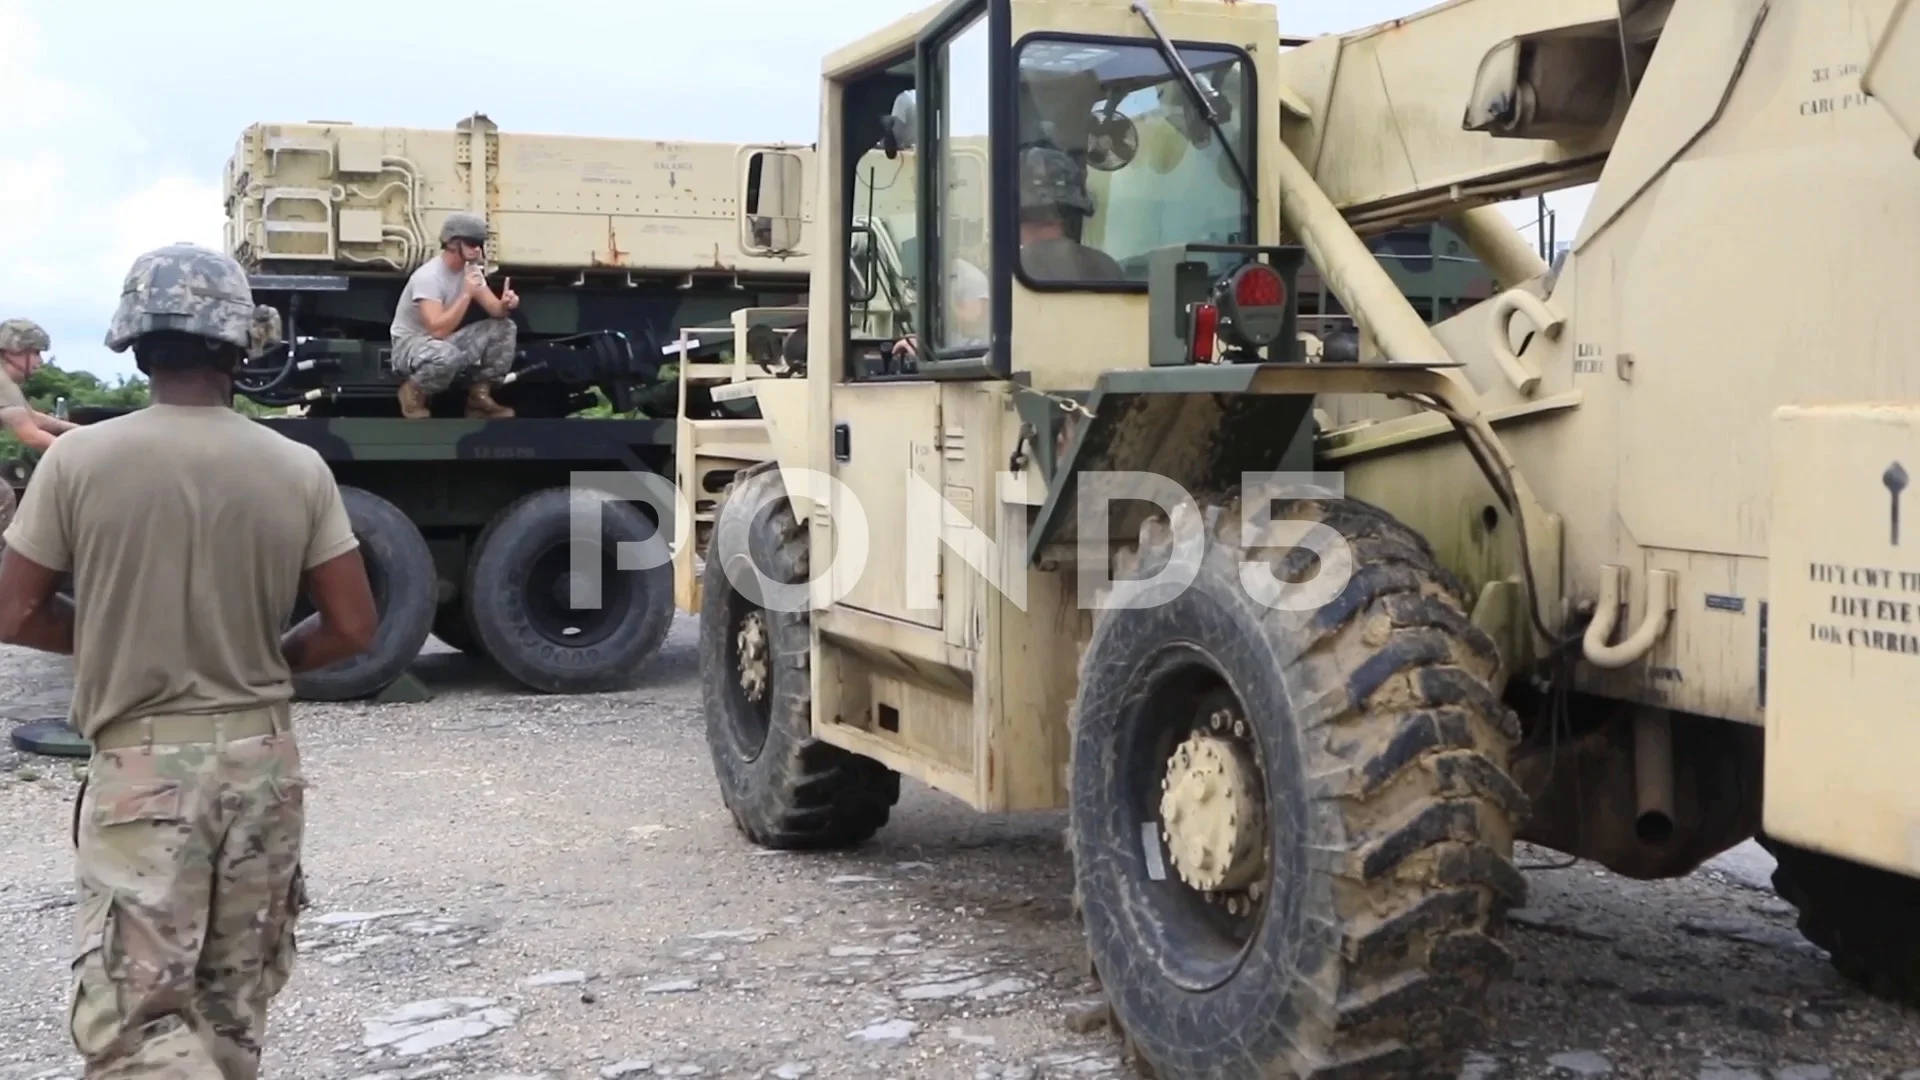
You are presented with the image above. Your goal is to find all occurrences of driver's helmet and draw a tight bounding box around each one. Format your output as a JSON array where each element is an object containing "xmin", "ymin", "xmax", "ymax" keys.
[{"xmin": 1019, "ymin": 146, "xmax": 1095, "ymax": 216}]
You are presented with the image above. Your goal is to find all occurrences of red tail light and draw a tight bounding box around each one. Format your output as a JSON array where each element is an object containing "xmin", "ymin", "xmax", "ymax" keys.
[
  {"xmin": 1234, "ymin": 263, "xmax": 1286, "ymax": 309},
  {"xmin": 1191, "ymin": 302, "xmax": 1219, "ymax": 362}
]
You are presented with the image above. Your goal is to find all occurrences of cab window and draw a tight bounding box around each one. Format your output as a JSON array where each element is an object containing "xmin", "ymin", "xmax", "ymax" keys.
[
  {"xmin": 930, "ymin": 13, "xmax": 992, "ymax": 355},
  {"xmin": 1013, "ymin": 36, "xmax": 1254, "ymax": 287},
  {"xmin": 842, "ymin": 62, "xmax": 924, "ymax": 381}
]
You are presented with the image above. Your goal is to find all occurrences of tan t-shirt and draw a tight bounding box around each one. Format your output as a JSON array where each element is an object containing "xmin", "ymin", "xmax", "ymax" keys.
[
  {"xmin": 1020, "ymin": 238, "xmax": 1126, "ymax": 282},
  {"xmin": 3, "ymin": 404, "xmax": 358, "ymax": 737},
  {"xmin": 0, "ymin": 367, "xmax": 30, "ymax": 413},
  {"xmin": 389, "ymin": 257, "xmax": 467, "ymax": 345}
]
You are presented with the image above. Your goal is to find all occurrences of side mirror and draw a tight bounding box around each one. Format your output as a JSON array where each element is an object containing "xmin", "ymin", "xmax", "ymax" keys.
[
  {"xmin": 1462, "ymin": 38, "xmax": 1526, "ymax": 134},
  {"xmin": 742, "ymin": 149, "xmax": 807, "ymax": 256},
  {"xmin": 882, "ymin": 90, "xmax": 918, "ymax": 158}
]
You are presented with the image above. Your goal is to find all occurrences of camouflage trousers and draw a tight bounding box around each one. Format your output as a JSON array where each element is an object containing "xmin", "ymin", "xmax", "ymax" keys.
[
  {"xmin": 0, "ymin": 479, "xmax": 14, "ymax": 553},
  {"xmin": 392, "ymin": 316, "xmax": 517, "ymax": 396},
  {"xmin": 69, "ymin": 705, "xmax": 307, "ymax": 1080}
]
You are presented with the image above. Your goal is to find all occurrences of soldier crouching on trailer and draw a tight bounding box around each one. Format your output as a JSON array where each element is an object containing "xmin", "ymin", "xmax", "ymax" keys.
[{"xmin": 388, "ymin": 211, "xmax": 520, "ymax": 420}]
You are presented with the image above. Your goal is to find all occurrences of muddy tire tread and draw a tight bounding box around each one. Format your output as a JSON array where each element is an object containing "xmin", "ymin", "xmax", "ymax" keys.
[
  {"xmin": 702, "ymin": 467, "xmax": 900, "ymax": 850},
  {"xmin": 1078, "ymin": 491, "xmax": 1526, "ymax": 1079}
]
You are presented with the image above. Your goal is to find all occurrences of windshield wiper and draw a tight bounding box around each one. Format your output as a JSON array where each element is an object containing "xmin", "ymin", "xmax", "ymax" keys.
[{"xmin": 1129, "ymin": 1, "xmax": 1256, "ymax": 207}]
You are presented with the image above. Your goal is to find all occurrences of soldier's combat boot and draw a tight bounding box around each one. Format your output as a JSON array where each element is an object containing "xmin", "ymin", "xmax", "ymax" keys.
[
  {"xmin": 465, "ymin": 382, "xmax": 516, "ymax": 420},
  {"xmin": 397, "ymin": 380, "xmax": 430, "ymax": 419}
]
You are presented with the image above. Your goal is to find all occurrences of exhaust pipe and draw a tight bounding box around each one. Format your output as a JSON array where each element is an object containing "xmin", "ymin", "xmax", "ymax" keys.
[{"xmin": 1633, "ymin": 707, "xmax": 1674, "ymax": 846}]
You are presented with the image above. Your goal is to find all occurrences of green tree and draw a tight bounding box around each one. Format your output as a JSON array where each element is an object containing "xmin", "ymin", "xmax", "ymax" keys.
[{"xmin": 0, "ymin": 361, "xmax": 276, "ymax": 460}]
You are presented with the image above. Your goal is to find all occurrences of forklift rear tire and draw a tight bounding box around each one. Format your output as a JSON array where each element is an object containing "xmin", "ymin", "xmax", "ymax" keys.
[
  {"xmin": 701, "ymin": 465, "xmax": 900, "ymax": 849},
  {"xmin": 466, "ymin": 486, "xmax": 674, "ymax": 694},
  {"xmin": 293, "ymin": 486, "xmax": 437, "ymax": 702},
  {"xmin": 1067, "ymin": 490, "xmax": 1527, "ymax": 1079},
  {"xmin": 1761, "ymin": 834, "xmax": 1920, "ymax": 1005}
]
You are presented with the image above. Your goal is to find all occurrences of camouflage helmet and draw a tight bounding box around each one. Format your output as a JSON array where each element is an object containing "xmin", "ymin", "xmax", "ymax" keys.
[
  {"xmin": 440, "ymin": 211, "xmax": 489, "ymax": 246},
  {"xmin": 248, "ymin": 303, "xmax": 284, "ymax": 359},
  {"xmin": 0, "ymin": 318, "xmax": 49, "ymax": 354},
  {"xmin": 103, "ymin": 243, "xmax": 256, "ymax": 354},
  {"xmin": 1019, "ymin": 146, "xmax": 1095, "ymax": 217}
]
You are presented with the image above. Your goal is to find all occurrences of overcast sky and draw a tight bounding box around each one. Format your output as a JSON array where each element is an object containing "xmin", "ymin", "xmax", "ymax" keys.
[{"xmin": 0, "ymin": 0, "xmax": 1591, "ymax": 381}]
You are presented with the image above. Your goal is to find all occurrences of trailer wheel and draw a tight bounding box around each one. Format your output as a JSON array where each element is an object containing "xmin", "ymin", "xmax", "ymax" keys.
[
  {"xmin": 701, "ymin": 466, "xmax": 900, "ymax": 848},
  {"xmin": 1761, "ymin": 834, "xmax": 1920, "ymax": 1004},
  {"xmin": 1067, "ymin": 489, "xmax": 1527, "ymax": 1079},
  {"xmin": 293, "ymin": 486, "xmax": 437, "ymax": 702},
  {"xmin": 466, "ymin": 486, "xmax": 674, "ymax": 694}
]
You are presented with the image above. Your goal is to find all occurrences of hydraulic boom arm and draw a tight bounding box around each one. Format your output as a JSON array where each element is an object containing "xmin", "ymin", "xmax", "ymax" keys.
[{"xmin": 1276, "ymin": 0, "xmax": 1638, "ymax": 235}]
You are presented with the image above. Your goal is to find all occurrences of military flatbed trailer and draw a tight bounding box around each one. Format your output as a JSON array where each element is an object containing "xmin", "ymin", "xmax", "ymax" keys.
[{"xmin": 215, "ymin": 264, "xmax": 772, "ymax": 703}]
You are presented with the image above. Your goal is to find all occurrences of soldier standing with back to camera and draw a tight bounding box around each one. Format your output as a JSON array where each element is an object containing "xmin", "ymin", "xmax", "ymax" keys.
[
  {"xmin": 388, "ymin": 211, "xmax": 521, "ymax": 419},
  {"xmin": 0, "ymin": 243, "xmax": 379, "ymax": 1077}
]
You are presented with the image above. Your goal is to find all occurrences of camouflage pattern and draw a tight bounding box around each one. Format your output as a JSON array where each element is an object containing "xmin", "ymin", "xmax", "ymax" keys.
[
  {"xmin": 1020, "ymin": 147, "xmax": 1095, "ymax": 216},
  {"xmin": 439, "ymin": 211, "xmax": 489, "ymax": 246},
  {"xmin": 247, "ymin": 305, "xmax": 283, "ymax": 361},
  {"xmin": 0, "ymin": 480, "xmax": 15, "ymax": 552},
  {"xmin": 104, "ymin": 244, "xmax": 256, "ymax": 354},
  {"xmin": 0, "ymin": 317, "xmax": 50, "ymax": 353},
  {"xmin": 394, "ymin": 317, "xmax": 518, "ymax": 395},
  {"xmin": 69, "ymin": 709, "xmax": 306, "ymax": 1077}
]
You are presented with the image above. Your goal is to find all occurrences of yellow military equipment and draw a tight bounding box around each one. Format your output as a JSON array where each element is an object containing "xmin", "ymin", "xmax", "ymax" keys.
[{"xmin": 678, "ymin": 1, "xmax": 1920, "ymax": 1074}]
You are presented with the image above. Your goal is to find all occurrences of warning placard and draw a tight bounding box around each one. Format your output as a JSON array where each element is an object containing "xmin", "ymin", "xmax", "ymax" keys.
[
  {"xmin": 1765, "ymin": 403, "xmax": 1920, "ymax": 879},
  {"xmin": 1803, "ymin": 561, "xmax": 1920, "ymax": 657}
]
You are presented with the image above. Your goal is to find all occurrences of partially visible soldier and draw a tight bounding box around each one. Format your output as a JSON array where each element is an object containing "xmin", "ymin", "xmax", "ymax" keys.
[
  {"xmin": 893, "ymin": 147, "xmax": 1122, "ymax": 364},
  {"xmin": 0, "ymin": 242, "xmax": 378, "ymax": 1077},
  {"xmin": 0, "ymin": 317, "xmax": 80, "ymax": 453},
  {"xmin": 388, "ymin": 211, "xmax": 521, "ymax": 419},
  {"xmin": 891, "ymin": 256, "xmax": 990, "ymax": 361},
  {"xmin": 0, "ymin": 318, "xmax": 79, "ymax": 546}
]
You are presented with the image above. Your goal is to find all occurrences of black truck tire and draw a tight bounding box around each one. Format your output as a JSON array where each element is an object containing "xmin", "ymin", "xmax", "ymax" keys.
[
  {"xmin": 1067, "ymin": 490, "xmax": 1527, "ymax": 1079},
  {"xmin": 701, "ymin": 465, "xmax": 899, "ymax": 848},
  {"xmin": 466, "ymin": 485, "xmax": 674, "ymax": 694},
  {"xmin": 293, "ymin": 486, "xmax": 437, "ymax": 702},
  {"xmin": 1761, "ymin": 833, "xmax": 1920, "ymax": 1004}
]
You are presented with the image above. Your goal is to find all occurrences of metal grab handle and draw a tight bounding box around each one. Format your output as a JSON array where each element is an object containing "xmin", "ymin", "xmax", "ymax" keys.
[
  {"xmin": 1583, "ymin": 564, "xmax": 1678, "ymax": 669},
  {"xmin": 1485, "ymin": 287, "xmax": 1565, "ymax": 396}
]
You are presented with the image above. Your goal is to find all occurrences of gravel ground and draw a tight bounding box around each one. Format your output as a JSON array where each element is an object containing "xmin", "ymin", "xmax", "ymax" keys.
[{"xmin": 2, "ymin": 614, "xmax": 1919, "ymax": 1079}]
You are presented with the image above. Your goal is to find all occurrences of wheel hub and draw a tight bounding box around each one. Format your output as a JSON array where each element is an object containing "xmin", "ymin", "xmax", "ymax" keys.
[
  {"xmin": 550, "ymin": 571, "xmax": 587, "ymax": 611},
  {"xmin": 1159, "ymin": 721, "xmax": 1265, "ymax": 895},
  {"xmin": 737, "ymin": 610, "xmax": 769, "ymax": 702}
]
